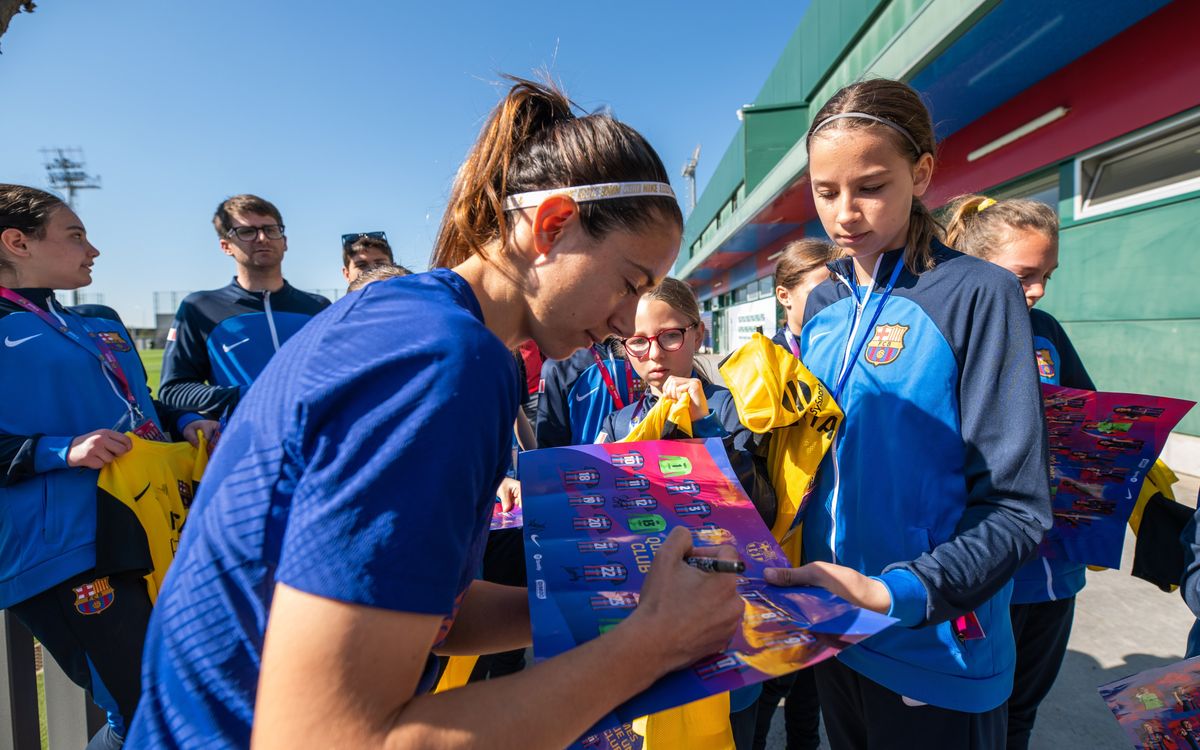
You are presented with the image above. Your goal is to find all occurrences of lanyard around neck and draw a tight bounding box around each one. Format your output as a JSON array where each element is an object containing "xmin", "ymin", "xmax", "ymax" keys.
[
  {"xmin": 783, "ymin": 328, "xmax": 801, "ymax": 360},
  {"xmin": 591, "ymin": 344, "xmax": 634, "ymax": 410},
  {"xmin": 832, "ymin": 258, "xmax": 903, "ymax": 400},
  {"xmin": 0, "ymin": 286, "xmax": 144, "ymax": 418}
]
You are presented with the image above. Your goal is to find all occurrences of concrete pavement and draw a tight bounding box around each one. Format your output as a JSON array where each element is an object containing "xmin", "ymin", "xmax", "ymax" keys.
[{"xmin": 762, "ymin": 473, "xmax": 1200, "ymax": 749}]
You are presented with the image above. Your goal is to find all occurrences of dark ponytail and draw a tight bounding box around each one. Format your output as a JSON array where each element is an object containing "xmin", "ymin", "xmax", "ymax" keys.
[{"xmin": 431, "ymin": 76, "xmax": 682, "ymax": 269}]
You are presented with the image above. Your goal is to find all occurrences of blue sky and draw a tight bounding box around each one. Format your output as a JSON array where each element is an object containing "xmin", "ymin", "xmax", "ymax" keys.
[{"xmin": 0, "ymin": 2, "xmax": 807, "ymax": 326}]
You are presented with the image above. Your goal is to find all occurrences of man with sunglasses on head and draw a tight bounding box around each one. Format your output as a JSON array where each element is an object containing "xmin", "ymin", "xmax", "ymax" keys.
[
  {"xmin": 159, "ymin": 195, "xmax": 330, "ymax": 420},
  {"xmin": 341, "ymin": 231, "xmax": 395, "ymax": 287}
]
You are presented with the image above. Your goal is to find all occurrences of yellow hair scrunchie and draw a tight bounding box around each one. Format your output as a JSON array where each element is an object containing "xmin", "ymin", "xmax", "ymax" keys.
[{"xmin": 976, "ymin": 197, "xmax": 997, "ymax": 212}]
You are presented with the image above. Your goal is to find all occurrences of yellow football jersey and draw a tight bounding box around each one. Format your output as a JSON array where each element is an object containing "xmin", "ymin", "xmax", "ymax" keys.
[{"xmin": 97, "ymin": 433, "xmax": 209, "ymax": 602}]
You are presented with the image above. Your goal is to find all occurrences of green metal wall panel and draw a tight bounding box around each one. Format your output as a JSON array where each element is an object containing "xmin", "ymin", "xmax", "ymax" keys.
[
  {"xmin": 1044, "ymin": 197, "xmax": 1200, "ymax": 321},
  {"xmin": 754, "ymin": 0, "xmax": 888, "ymax": 108},
  {"xmin": 1060, "ymin": 320, "xmax": 1200, "ymax": 436},
  {"xmin": 808, "ymin": 0, "xmax": 928, "ymax": 113},
  {"xmin": 1042, "ymin": 196, "xmax": 1200, "ymax": 435},
  {"xmin": 744, "ymin": 104, "xmax": 809, "ymax": 192}
]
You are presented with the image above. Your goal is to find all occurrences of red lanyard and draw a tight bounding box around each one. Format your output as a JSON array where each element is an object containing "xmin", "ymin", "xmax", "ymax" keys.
[
  {"xmin": 590, "ymin": 345, "xmax": 634, "ymax": 410},
  {"xmin": 0, "ymin": 286, "xmax": 144, "ymax": 420}
]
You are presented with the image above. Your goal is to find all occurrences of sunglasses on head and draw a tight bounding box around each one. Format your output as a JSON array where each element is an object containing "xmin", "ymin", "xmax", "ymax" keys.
[{"xmin": 342, "ymin": 231, "xmax": 387, "ymax": 247}]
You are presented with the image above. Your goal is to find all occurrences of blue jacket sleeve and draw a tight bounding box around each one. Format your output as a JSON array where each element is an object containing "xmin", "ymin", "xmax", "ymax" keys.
[
  {"xmin": 1, "ymin": 433, "xmax": 41, "ymax": 486},
  {"xmin": 884, "ymin": 275, "xmax": 1053, "ymax": 626},
  {"xmin": 157, "ymin": 300, "xmax": 242, "ymax": 419},
  {"xmin": 1181, "ymin": 501, "xmax": 1200, "ymax": 619},
  {"xmin": 0, "ymin": 432, "xmax": 75, "ymax": 485}
]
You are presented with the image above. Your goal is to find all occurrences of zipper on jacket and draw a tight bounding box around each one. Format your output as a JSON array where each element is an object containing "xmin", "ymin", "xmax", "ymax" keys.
[
  {"xmin": 263, "ymin": 290, "xmax": 281, "ymax": 352},
  {"xmin": 1042, "ymin": 557, "xmax": 1058, "ymax": 601},
  {"xmin": 46, "ymin": 293, "xmax": 68, "ymax": 328},
  {"xmin": 827, "ymin": 255, "xmax": 883, "ymax": 562}
]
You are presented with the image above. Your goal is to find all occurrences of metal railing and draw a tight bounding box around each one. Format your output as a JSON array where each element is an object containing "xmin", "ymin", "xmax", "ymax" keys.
[{"xmin": 1, "ymin": 612, "xmax": 106, "ymax": 750}]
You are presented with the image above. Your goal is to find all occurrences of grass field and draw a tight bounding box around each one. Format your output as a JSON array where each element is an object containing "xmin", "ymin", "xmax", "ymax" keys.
[{"xmin": 141, "ymin": 348, "xmax": 165, "ymax": 396}]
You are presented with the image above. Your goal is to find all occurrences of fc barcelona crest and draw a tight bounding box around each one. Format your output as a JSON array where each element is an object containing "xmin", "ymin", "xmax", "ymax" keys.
[
  {"xmin": 865, "ymin": 324, "xmax": 908, "ymax": 366},
  {"xmin": 1035, "ymin": 348, "xmax": 1056, "ymax": 379},
  {"xmin": 177, "ymin": 480, "xmax": 194, "ymax": 509},
  {"xmin": 72, "ymin": 576, "xmax": 115, "ymax": 615},
  {"xmin": 94, "ymin": 331, "xmax": 132, "ymax": 352}
]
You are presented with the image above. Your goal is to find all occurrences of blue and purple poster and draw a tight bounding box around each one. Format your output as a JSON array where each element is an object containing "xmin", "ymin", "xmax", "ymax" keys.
[
  {"xmin": 491, "ymin": 504, "xmax": 523, "ymax": 531},
  {"xmin": 519, "ymin": 437, "xmax": 894, "ymax": 741},
  {"xmin": 1040, "ymin": 385, "xmax": 1194, "ymax": 568},
  {"xmin": 1098, "ymin": 655, "xmax": 1200, "ymax": 750}
]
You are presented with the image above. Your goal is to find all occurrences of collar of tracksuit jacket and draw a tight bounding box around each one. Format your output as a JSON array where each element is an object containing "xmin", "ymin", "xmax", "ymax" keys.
[{"xmin": 177, "ymin": 278, "xmax": 327, "ymax": 386}]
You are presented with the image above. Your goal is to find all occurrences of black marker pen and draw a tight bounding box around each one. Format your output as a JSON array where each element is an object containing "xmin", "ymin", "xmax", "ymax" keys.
[{"xmin": 684, "ymin": 556, "xmax": 745, "ymax": 574}]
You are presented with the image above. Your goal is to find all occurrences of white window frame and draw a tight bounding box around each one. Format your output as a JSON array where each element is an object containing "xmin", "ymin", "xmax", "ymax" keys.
[{"xmin": 1073, "ymin": 109, "xmax": 1200, "ymax": 220}]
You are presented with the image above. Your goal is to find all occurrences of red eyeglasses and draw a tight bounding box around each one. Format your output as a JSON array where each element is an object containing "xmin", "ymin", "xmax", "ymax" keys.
[{"xmin": 623, "ymin": 323, "xmax": 698, "ymax": 358}]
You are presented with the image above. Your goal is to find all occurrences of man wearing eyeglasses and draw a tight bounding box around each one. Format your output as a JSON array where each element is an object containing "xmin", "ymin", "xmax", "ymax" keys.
[
  {"xmin": 158, "ymin": 194, "xmax": 330, "ymax": 419},
  {"xmin": 341, "ymin": 232, "xmax": 395, "ymax": 286}
]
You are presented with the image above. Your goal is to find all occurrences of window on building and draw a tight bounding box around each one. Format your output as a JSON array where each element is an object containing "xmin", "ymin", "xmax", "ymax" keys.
[
  {"xmin": 1076, "ymin": 111, "xmax": 1200, "ymax": 219},
  {"xmin": 993, "ymin": 171, "xmax": 1060, "ymax": 212},
  {"xmin": 733, "ymin": 285, "xmax": 749, "ymax": 304}
]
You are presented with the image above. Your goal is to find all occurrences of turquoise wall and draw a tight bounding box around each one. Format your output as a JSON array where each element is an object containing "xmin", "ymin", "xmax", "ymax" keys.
[{"xmin": 1041, "ymin": 195, "xmax": 1200, "ymax": 435}]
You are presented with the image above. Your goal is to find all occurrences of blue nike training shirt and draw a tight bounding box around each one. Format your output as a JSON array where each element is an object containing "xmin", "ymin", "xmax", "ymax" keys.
[{"xmin": 129, "ymin": 269, "xmax": 518, "ymax": 748}]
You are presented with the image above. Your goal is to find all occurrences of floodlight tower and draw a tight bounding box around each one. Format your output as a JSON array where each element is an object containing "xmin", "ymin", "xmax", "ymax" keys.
[
  {"xmin": 681, "ymin": 144, "xmax": 701, "ymax": 215},
  {"xmin": 42, "ymin": 148, "xmax": 101, "ymax": 210},
  {"xmin": 42, "ymin": 148, "xmax": 101, "ymax": 304}
]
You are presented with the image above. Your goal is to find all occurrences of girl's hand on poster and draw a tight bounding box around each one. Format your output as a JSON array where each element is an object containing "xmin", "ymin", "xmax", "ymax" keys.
[
  {"xmin": 625, "ymin": 527, "xmax": 742, "ymax": 672},
  {"xmin": 183, "ymin": 420, "xmax": 221, "ymax": 449},
  {"xmin": 764, "ymin": 561, "xmax": 892, "ymax": 615},
  {"xmin": 660, "ymin": 376, "xmax": 709, "ymax": 421},
  {"xmin": 67, "ymin": 429, "xmax": 132, "ymax": 469},
  {"xmin": 496, "ymin": 476, "xmax": 521, "ymax": 512}
]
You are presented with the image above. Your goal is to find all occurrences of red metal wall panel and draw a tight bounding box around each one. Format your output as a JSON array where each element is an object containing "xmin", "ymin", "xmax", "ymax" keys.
[{"xmin": 929, "ymin": 1, "xmax": 1200, "ymax": 205}]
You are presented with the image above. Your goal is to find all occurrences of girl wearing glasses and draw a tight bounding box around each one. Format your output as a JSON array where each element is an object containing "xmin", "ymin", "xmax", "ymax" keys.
[
  {"xmin": 130, "ymin": 78, "xmax": 744, "ymax": 750},
  {"xmin": 597, "ymin": 278, "xmax": 730, "ymax": 443},
  {"xmin": 597, "ymin": 277, "xmax": 769, "ymax": 750}
]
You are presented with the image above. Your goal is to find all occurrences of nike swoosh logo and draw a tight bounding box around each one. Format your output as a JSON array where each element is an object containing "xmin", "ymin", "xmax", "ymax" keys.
[
  {"xmin": 575, "ymin": 386, "xmax": 600, "ymax": 402},
  {"xmin": 222, "ymin": 338, "xmax": 250, "ymax": 353},
  {"xmin": 810, "ymin": 331, "xmax": 833, "ymax": 342},
  {"xmin": 132, "ymin": 483, "xmax": 151, "ymax": 502},
  {"xmin": 530, "ymin": 534, "xmax": 541, "ymax": 547},
  {"xmin": 4, "ymin": 333, "xmax": 42, "ymax": 348}
]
